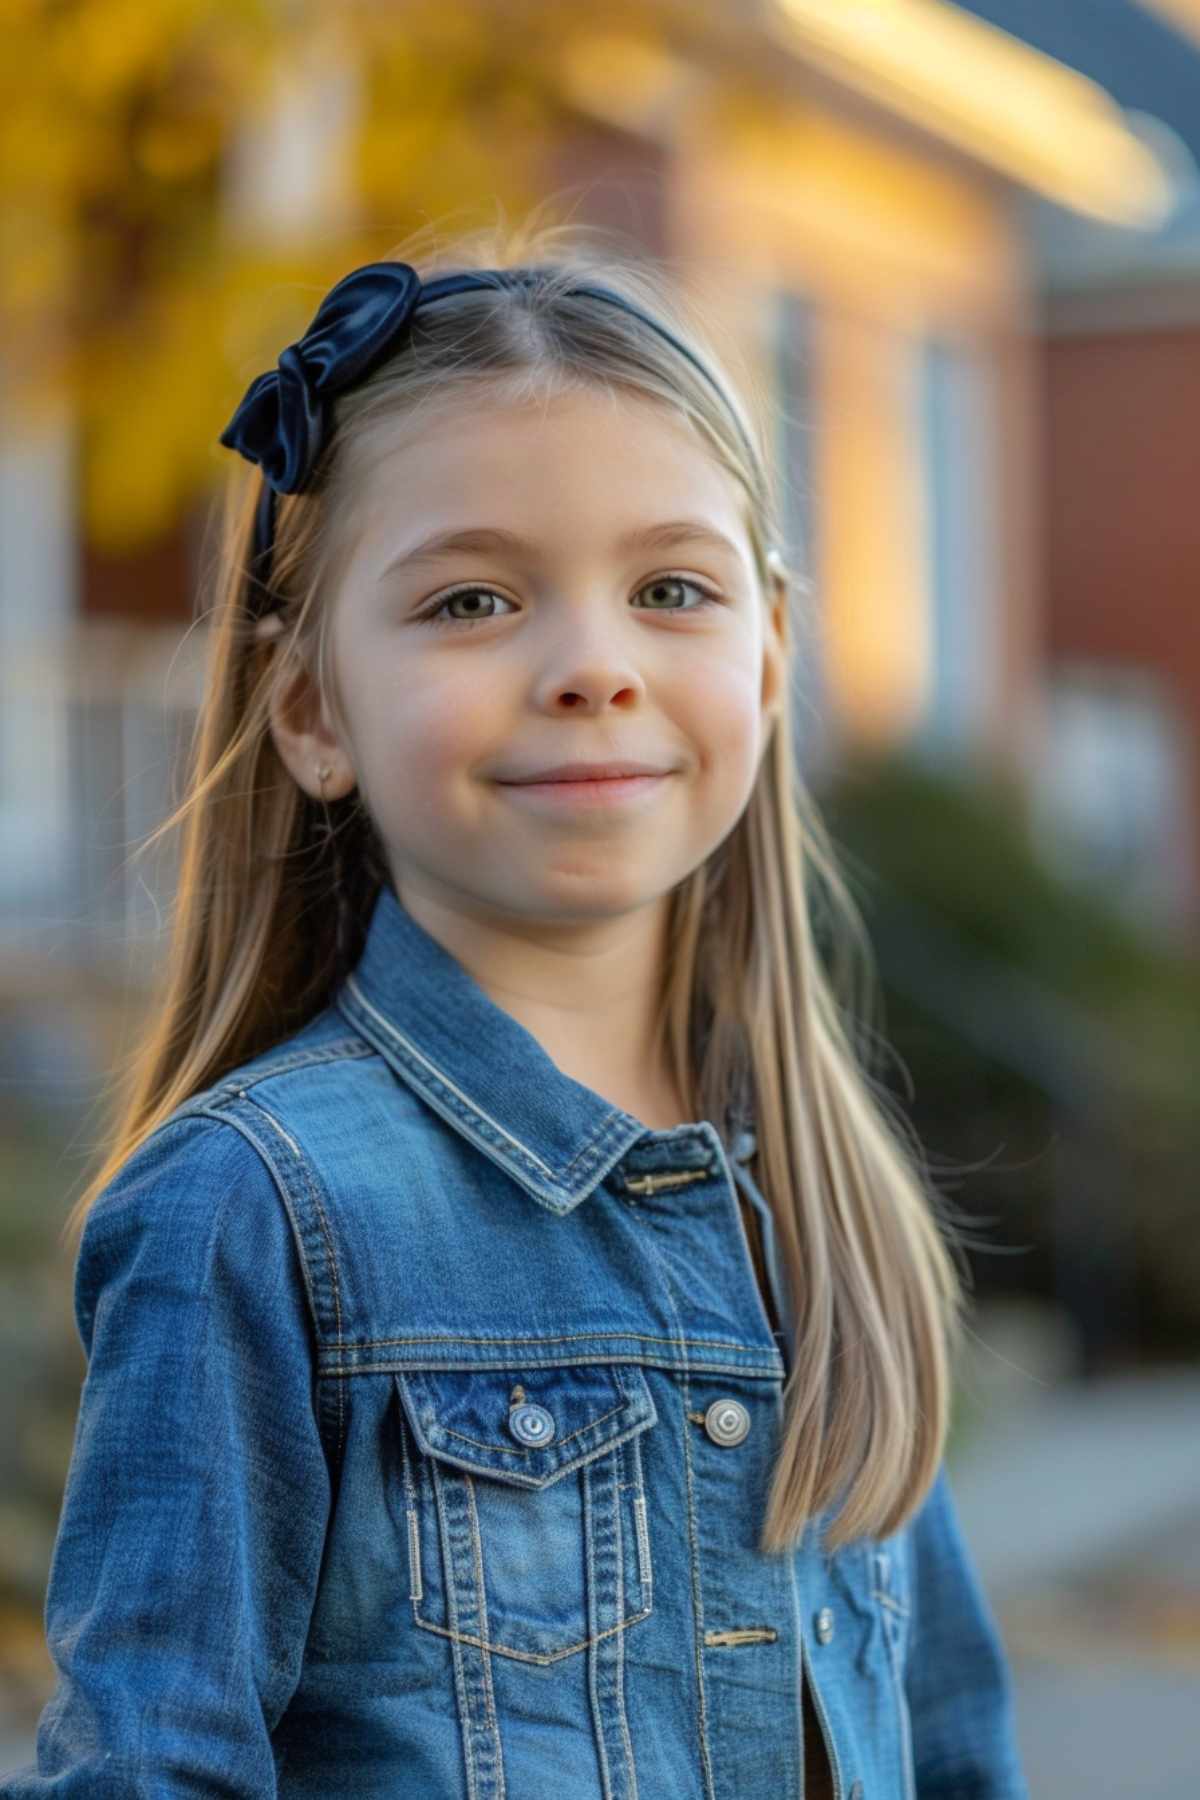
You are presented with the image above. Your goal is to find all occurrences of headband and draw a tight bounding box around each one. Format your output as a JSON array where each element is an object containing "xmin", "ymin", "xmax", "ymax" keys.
[{"xmin": 218, "ymin": 259, "xmax": 759, "ymax": 614}]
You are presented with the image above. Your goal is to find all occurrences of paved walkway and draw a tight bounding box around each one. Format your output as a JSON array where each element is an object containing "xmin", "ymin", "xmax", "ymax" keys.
[
  {"xmin": 950, "ymin": 1365, "xmax": 1200, "ymax": 1798},
  {"xmin": 950, "ymin": 1364, "xmax": 1200, "ymax": 1587}
]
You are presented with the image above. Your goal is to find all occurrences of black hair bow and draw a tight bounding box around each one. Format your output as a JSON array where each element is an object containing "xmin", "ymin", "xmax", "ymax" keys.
[
  {"xmin": 219, "ymin": 255, "xmax": 756, "ymax": 613},
  {"xmin": 220, "ymin": 260, "xmax": 423, "ymax": 494}
]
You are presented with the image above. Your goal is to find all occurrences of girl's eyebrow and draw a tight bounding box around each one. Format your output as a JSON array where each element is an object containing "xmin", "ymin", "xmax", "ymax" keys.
[{"xmin": 375, "ymin": 519, "xmax": 745, "ymax": 585}]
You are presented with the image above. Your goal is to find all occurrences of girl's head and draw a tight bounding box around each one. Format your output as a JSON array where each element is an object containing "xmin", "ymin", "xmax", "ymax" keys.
[
  {"xmin": 72, "ymin": 216, "xmax": 970, "ymax": 1556},
  {"xmin": 232, "ymin": 231, "xmax": 793, "ymax": 961},
  {"xmin": 269, "ymin": 369, "xmax": 788, "ymax": 946}
]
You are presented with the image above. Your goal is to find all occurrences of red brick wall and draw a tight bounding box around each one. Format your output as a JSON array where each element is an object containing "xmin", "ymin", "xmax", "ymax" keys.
[{"xmin": 1041, "ymin": 325, "xmax": 1200, "ymax": 918}]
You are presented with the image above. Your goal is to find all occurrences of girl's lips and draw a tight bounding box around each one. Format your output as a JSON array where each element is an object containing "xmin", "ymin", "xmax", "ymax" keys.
[{"xmin": 498, "ymin": 773, "xmax": 671, "ymax": 808}]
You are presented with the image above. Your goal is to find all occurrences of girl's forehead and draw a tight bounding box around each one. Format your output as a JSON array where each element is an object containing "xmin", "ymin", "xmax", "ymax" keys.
[
  {"xmin": 332, "ymin": 382, "xmax": 762, "ymax": 587},
  {"xmin": 351, "ymin": 386, "xmax": 745, "ymax": 524},
  {"xmin": 360, "ymin": 379, "xmax": 711, "ymax": 463}
]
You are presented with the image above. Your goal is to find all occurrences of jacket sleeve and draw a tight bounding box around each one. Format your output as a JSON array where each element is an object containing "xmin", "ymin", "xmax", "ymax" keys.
[
  {"xmin": 0, "ymin": 1113, "xmax": 333, "ymax": 1798},
  {"xmin": 904, "ymin": 1461, "xmax": 1030, "ymax": 1799}
]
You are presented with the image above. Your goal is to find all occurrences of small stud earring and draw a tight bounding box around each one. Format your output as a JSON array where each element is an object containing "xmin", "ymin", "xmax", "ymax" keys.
[{"xmin": 315, "ymin": 762, "xmax": 332, "ymax": 785}]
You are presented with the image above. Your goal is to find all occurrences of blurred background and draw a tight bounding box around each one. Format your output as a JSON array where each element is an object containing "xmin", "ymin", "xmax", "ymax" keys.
[{"xmin": 2, "ymin": 0, "xmax": 1199, "ymax": 1791}]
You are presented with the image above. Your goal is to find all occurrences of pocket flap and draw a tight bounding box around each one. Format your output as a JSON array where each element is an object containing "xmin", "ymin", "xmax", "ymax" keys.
[{"xmin": 395, "ymin": 1364, "xmax": 656, "ymax": 1489}]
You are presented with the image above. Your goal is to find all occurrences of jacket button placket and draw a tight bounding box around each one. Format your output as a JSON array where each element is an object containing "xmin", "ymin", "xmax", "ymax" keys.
[{"xmin": 693, "ymin": 1142, "xmax": 801, "ymax": 1795}]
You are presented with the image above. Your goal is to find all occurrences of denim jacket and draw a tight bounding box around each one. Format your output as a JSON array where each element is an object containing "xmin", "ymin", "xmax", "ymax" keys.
[{"xmin": 5, "ymin": 881, "xmax": 1029, "ymax": 1798}]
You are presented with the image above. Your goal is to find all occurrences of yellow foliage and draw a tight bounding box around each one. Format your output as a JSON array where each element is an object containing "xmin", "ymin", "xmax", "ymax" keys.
[
  {"xmin": 82, "ymin": 278, "xmax": 224, "ymax": 549},
  {"xmin": 3, "ymin": 0, "xmax": 639, "ymax": 560},
  {"xmin": 0, "ymin": 205, "xmax": 76, "ymax": 315},
  {"xmin": 134, "ymin": 110, "xmax": 224, "ymax": 183},
  {"xmin": 48, "ymin": 0, "xmax": 183, "ymax": 106}
]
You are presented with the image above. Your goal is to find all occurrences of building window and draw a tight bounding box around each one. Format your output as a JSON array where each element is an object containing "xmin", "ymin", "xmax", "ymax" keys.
[{"xmin": 1030, "ymin": 661, "xmax": 1194, "ymax": 935}]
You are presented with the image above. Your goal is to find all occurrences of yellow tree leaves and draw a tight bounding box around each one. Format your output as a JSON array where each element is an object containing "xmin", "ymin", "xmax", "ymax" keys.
[{"xmin": 2, "ymin": 0, "xmax": 603, "ymax": 556}]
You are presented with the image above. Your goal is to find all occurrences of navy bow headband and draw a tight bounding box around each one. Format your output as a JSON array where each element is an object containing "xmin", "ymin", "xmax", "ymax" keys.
[{"xmin": 219, "ymin": 259, "xmax": 757, "ymax": 614}]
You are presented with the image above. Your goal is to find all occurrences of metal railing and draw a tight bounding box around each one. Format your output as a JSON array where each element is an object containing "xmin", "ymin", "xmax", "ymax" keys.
[{"xmin": 0, "ymin": 619, "xmax": 205, "ymax": 993}]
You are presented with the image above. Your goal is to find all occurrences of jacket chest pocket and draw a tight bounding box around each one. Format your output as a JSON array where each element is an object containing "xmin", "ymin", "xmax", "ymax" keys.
[{"xmin": 394, "ymin": 1363, "xmax": 657, "ymax": 1665}]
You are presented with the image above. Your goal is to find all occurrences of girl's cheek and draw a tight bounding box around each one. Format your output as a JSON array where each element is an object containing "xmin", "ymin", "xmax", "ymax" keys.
[
  {"xmin": 364, "ymin": 663, "xmax": 478, "ymax": 757},
  {"xmin": 409, "ymin": 691, "xmax": 498, "ymax": 775},
  {"xmin": 691, "ymin": 665, "xmax": 762, "ymax": 745}
]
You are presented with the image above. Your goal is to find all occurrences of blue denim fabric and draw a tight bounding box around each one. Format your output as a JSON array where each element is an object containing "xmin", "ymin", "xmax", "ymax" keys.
[{"xmin": 4, "ymin": 881, "xmax": 1029, "ymax": 1798}]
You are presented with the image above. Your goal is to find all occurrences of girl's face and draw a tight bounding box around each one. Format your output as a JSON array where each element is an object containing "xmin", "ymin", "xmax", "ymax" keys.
[{"xmin": 279, "ymin": 383, "xmax": 787, "ymax": 932}]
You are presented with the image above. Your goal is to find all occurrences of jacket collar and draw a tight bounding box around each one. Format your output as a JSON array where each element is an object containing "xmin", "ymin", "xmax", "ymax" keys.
[{"xmin": 333, "ymin": 880, "xmax": 753, "ymax": 1216}]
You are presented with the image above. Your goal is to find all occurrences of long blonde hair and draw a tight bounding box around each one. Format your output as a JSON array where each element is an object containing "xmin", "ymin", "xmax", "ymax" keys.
[{"xmin": 66, "ymin": 212, "xmax": 972, "ymax": 1554}]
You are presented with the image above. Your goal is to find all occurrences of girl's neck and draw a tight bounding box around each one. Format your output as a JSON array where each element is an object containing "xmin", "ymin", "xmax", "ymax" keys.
[{"xmin": 631, "ymin": 1084, "xmax": 692, "ymax": 1132}]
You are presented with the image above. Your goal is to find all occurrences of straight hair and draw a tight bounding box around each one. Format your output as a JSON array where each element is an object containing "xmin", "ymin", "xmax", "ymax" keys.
[{"xmin": 66, "ymin": 212, "xmax": 974, "ymax": 1555}]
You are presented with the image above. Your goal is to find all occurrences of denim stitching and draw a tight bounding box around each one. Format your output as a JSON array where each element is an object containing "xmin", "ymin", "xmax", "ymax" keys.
[
  {"xmin": 339, "ymin": 979, "xmax": 659, "ymax": 1196},
  {"xmin": 624, "ymin": 1232, "xmax": 716, "ymax": 1800},
  {"xmin": 430, "ymin": 1398, "xmax": 626, "ymax": 1456},
  {"xmin": 406, "ymin": 1511, "xmax": 423, "ymax": 1605},
  {"xmin": 614, "ymin": 1373, "xmax": 654, "ymax": 1606},
  {"xmin": 583, "ymin": 1460, "xmax": 614, "ymax": 1799},
  {"xmin": 329, "ymin": 1351, "xmax": 782, "ymax": 1384},
  {"xmin": 396, "ymin": 1410, "xmax": 424, "ymax": 1604},
  {"xmin": 335, "ymin": 1328, "xmax": 779, "ymax": 1354},
  {"xmin": 633, "ymin": 1489, "xmax": 653, "ymax": 1607},
  {"xmin": 177, "ymin": 1109, "xmax": 321, "ymax": 1323},
  {"xmin": 340, "ymin": 978, "xmax": 559, "ymax": 1182},
  {"xmin": 176, "ymin": 1039, "xmax": 375, "ymax": 1105},
  {"xmin": 583, "ymin": 1444, "xmax": 640, "ymax": 1800},
  {"xmin": 410, "ymin": 1392, "xmax": 654, "ymax": 1664},
  {"xmin": 555, "ymin": 1105, "xmax": 644, "ymax": 1186},
  {"xmin": 431, "ymin": 1457, "xmax": 480, "ymax": 1800},
  {"xmin": 412, "ymin": 1604, "xmax": 654, "ymax": 1665},
  {"xmin": 248, "ymin": 1099, "xmax": 347, "ymax": 1463},
  {"xmin": 257, "ymin": 1112, "xmax": 301, "ymax": 1156},
  {"xmin": 464, "ymin": 1473, "xmax": 506, "ymax": 1800},
  {"xmin": 450, "ymin": 1628, "xmax": 481, "ymax": 1800},
  {"xmin": 615, "ymin": 1611, "xmax": 638, "ymax": 1800},
  {"xmin": 182, "ymin": 1104, "xmax": 347, "ymax": 1465},
  {"xmin": 611, "ymin": 1446, "xmax": 639, "ymax": 1800},
  {"xmin": 675, "ymin": 1361, "xmax": 716, "ymax": 1800},
  {"xmin": 435, "ymin": 1460, "xmax": 507, "ymax": 1799},
  {"xmin": 410, "ymin": 1446, "xmax": 655, "ymax": 1664}
]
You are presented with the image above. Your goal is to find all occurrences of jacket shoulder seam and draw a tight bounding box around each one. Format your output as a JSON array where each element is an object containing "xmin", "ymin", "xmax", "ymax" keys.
[
  {"xmin": 182, "ymin": 1098, "xmax": 350, "ymax": 1478},
  {"xmin": 170, "ymin": 1036, "xmax": 379, "ymax": 1116}
]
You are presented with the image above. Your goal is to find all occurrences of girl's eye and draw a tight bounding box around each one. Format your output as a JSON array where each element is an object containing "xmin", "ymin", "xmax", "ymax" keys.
[{"xmin": 416, "ymin": 575, "xmax": 723, "ymax": 631}]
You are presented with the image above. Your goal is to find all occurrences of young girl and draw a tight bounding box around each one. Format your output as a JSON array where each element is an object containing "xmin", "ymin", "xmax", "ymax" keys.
[{"xmin": 5, "ymin": 221, "xmax": 1029, "ymax": 1799}]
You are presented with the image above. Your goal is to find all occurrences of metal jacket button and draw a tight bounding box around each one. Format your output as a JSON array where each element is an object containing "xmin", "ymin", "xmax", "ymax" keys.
[
  {"xmin": 508, "ymin": 1401, "xmax": 555, "ymax": 1446},
  {"xmin": 815, "ymin": 1606, "xmax": 835, "ymax": 1644},
  {"xmin": 704, "ymin": 1398, "xmax": 750, "ymax": 1447}
]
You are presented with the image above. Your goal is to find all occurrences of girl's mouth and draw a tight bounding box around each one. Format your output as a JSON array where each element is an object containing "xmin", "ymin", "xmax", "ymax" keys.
[{"xmin": 498, "ymin": 774, "xmax": 671, "ymax": 808}]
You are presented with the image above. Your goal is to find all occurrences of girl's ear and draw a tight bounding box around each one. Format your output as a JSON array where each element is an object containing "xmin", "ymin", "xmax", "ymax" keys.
[{"xmin": 255, "ymin": 615, "xmax": 358, "ymax": 802}]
